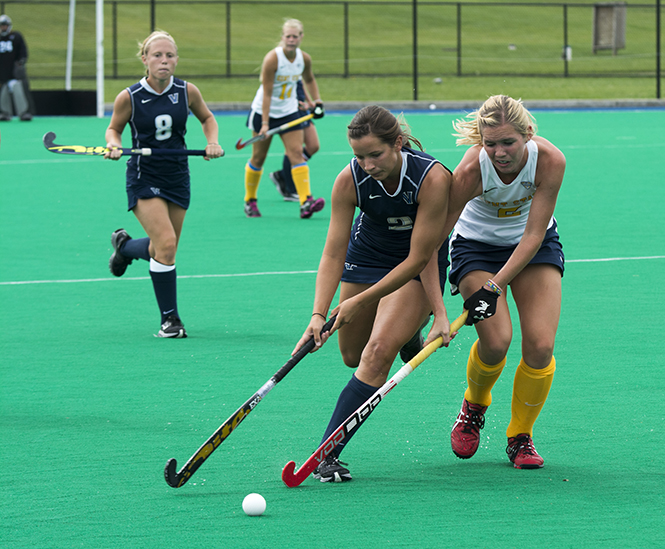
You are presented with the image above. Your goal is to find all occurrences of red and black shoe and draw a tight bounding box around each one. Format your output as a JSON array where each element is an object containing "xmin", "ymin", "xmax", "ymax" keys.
[
  {"xmin": 451, "ymin": 398, "xmax": 487, "ymax": 459},
  {"xmin": 506, "ymin": 434, "xmax": 544, "ymax": 469}
]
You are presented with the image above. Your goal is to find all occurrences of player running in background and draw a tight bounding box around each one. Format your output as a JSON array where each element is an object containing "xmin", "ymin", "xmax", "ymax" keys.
[
  {"xmin": 0, "ymin": 14, "xmax": 34, "ymax": 121},
  {"xmin": 447, "ymin": 95, "xmax": 566, "ymax": 469},
  {"xmin": 293, "ymin": 106, "xmax": 454, "ymax": 482},
  {"xmin": 243, "ymin": 18, "xmax": 325, "ymax": 219},
  {"xmin": 104, "ymin": 30, "xmax": 223, "ymax": 338},
  {"xmin": 269, "ymin": 79, "xmax": 320, "ymax": 202}
]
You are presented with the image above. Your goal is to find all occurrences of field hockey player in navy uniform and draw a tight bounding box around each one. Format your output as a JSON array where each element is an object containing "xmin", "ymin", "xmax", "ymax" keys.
[
  {"xmin": 104, "ymin": 30, "xmax": 223, "ymax": 338},
  {"xmin": 243, "ymin": 18, "xmax": 325, "ymax": 219},
  {"xmin": 447, "ymin": 95, "xmax": 566, "ymax": 469},
  {"xmin": 293, "ymin": 106, "xmax": 455, "ymax": 482}
]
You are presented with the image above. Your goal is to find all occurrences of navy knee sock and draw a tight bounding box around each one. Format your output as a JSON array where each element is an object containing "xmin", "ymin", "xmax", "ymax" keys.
[
  {"xmin": 320, "ymin": 374, "xmax": 379, "ymax": 458},
  {"xmin": 281, "ymin": 154, "xmax": 296, "ymax": 194},
  {"xmin": 120, "ymin": 237, "xmax": 150, "ymax": 261},
  {"xmin": 149, "ymin": 262, "xmax": 179, "ymax": 322}
]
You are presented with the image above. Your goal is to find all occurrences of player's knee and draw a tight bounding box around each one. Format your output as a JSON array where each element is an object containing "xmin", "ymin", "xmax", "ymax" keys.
[
  {"xmin": 478, "ymin": 336, "xmax": 511, "ymax": 365},
  {"xmin": 306, "ymin": 142, "xmax": 320, "ymax": 156},
  {"xmin": 339, "ymin": 347, "xmax": 360, "ymax": 368},
  {"xmin": 522, "ymin": 340, "xmax": 555, "ymax": 369},
  {"xmin": 153, "ymin": 236, "xmax": 178, "ymax": 264},
  {"xmin": 249, "ymin": 150, "xmax": 267, "ymax": 169},
  {"xmin": 360, "ymin": 339, "xmax": 397, "ymax": 371},
  {"xmin": 287, "ymin": 153, "xmax": 306, "ymax": 166}
]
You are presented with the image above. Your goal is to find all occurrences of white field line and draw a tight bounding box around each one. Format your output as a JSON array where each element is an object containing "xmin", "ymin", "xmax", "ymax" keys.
[
  {"xmin": 0, "ymin": 270, "xmax": 318, "ymax": 286},
  {"xmin": 1, "ymin": 257, "xmax": 664, "ymax": 286},
  {"xmin": 566, "ymin": 256, "xmax": 665, "ymax": 263}
]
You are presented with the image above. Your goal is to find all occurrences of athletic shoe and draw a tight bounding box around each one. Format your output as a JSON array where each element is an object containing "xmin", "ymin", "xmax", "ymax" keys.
[
  {"xmin": 19, "ymin": 112, "xmax": 33, "ymax": 121},
  {"xmin": 399, "ymin": 328, "xmax": 423, "ymax": 363},
  {"xmin": 0, "ymin": 113, "xmax": 10, "ymax": 121},
  {"xmin": 157, "ymin": 315, "xmax": 187, "ymax": 338},
  {"xmin": 399, "ymin": 317, "xmax": 430, "ymax": 363},
  {"xmin": 300, "ymin": 196, "xmax": 325, "ymax": 219},
  {"xmin": 450, "ymin": 398, "xmax": 487, "ymax": 459},
  {"xmin": 269, "ymin": 171, "xmax": 299, "ymax": 202},
  {"xmin": 244, "ymin": 199, "xmax": 261, "ymax": 218},
  {"xmin": 506, "ymin": 434, "xmax": 544, "ymax": 469},
  {"xmin": 312, "ymin": 454, "xmax": 352, "ymax": 483},
  {"xmin": 109, "ymin": 228, "xmax": 133, "ymax": 277}
]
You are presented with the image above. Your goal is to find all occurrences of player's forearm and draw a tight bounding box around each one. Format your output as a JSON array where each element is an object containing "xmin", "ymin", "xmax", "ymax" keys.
[
  {"xmin": 313, "ymin": 254, "xmax": 345, "ymax": 317},
  {"xmin": 304, "ymin": 79, "xmax": 321, "ymax": 103},
  {"xmin": 200, "ymin": 116, "xmax": 219, "ymax": 145},
  {"xmin": 105, "ymin": 129, "xmax": 122, "ymax": 147},
  {"xmin": 261, "ymin": 80, "xmax": 273, "ymax": 127}
]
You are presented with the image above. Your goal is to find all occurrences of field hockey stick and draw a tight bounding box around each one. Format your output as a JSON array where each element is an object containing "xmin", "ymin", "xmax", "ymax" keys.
[
  {"xmin": 164, "ymin": 315, "xmax": 337, "ymax": 488},
  {"xmin": 234, "ymin": 112, "xmax": 314, "ymax": 150},
  {"xmin": 281, "ymin": 310, "xmax": 468, "ymax": 488},
  {"xmin": 42, "ymin": 132, "xmax": 221, "ymax": 157}
]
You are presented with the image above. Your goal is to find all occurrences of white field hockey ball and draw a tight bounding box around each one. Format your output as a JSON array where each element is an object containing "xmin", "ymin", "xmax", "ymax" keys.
[{"xmin": 242, "ymin": 493, "xmax": 266, "ymax": 516}]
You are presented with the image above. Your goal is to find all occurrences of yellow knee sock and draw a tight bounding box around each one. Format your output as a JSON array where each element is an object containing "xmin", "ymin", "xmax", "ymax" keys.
[
  {"xmin": 244, "ymin": 162, "xmax": 263, "ymax": 202},
  {"xmin": 291, "ymin": 163, "xmax": 311, "ymax": 204},
  {"xmin": 507, "ymin": 357, "xmax": 556, "ymax": 438},
  {"xmin": 463, "ymin": 340, "xmax": 506, "ymax": 408}
]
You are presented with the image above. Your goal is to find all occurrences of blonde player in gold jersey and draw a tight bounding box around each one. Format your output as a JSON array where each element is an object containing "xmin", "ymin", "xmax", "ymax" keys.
[
  {"xmin": 243, "ymin": 18, "xmax": 325, "ymax": 219},
  {"xmin": 447, "ymin": 95, "xmax": 566, "ymax": 469}
]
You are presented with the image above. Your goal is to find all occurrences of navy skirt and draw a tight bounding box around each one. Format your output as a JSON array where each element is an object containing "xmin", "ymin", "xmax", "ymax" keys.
[
  {"xmin": 246, "ymin": 109, "xmax": 309, "ymax": 135},
  {"xmin": 342, "ymin": 238, "xmax": 450, "ymax": 291},
  {"xmin": 126, "ymin": 170, "xmax": 190, "ymax": 211},
  {"xmin": 448, "ymin": 221, "xmax": 564, "ymax": 295}
]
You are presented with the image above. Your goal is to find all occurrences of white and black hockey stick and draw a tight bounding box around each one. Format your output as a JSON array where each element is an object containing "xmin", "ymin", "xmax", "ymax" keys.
[
  {"xmin": 164, "ymin": 315, "xmax": 337, "ymax": 488},
  {"xmin": 281, "ymin": 311, "xmax": 468, "ymax": 487},
  {"xmin": 43, "ymin": 132, "xmax": 221, "ymax": 157}
]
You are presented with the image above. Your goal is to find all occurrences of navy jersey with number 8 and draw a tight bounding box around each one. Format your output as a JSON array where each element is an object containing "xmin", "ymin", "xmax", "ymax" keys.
[{"xmin": 126, "ymin": 77, "xmax": 190, "ymax": 188}]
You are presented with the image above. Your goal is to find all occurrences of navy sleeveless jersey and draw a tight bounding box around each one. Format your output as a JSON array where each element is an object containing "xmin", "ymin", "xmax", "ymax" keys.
[
  {"xmin": 126, "ymin": 77, "xmax": 190, "ymax": 188},
  {"xmin": 345, "ymin": 147, "xmax": 451, "ymax": 273}
]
